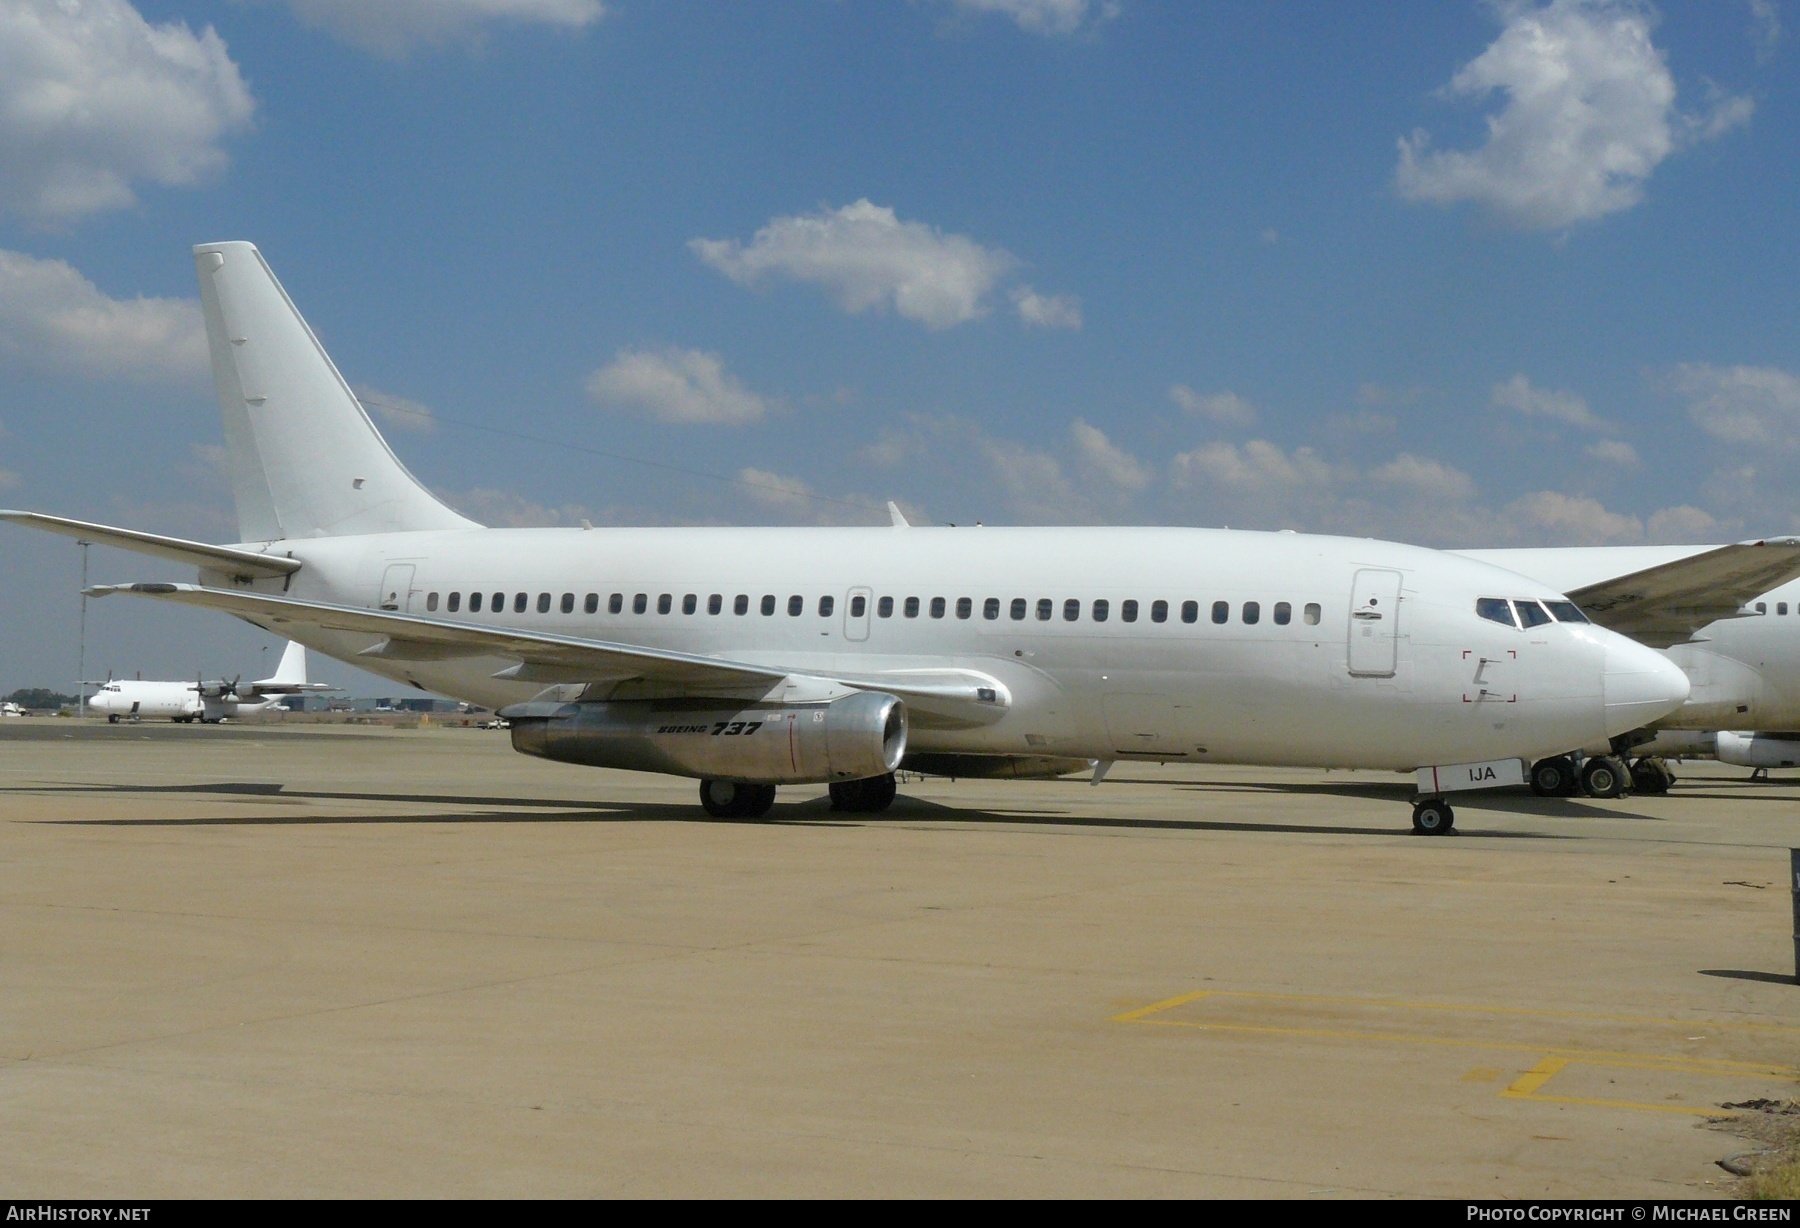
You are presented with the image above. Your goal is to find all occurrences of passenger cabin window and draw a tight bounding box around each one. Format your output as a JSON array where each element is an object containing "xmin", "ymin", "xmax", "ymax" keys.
[
  {"xmin": 1476, "ymin": 598, "xmax": 1517, "ymax": 628},
  {"xmin": 469, "ymin": 592, "xmax": 483, "ymax": 613},
  {"xmin": 983, "ymin": 598, "xmax": 999, "ymax": 620},
  {"xmin": 820, "ymin": 595, "xmax": 835, "ymax": 617},
  {"xmin": 1122, "ymin": 599, "xmax": 1138, "ymax": 623},
  {"xmin": 1515, "ymin": 600, "xmax": 1553, "ymax": 629},
  {"xmin": 633, "ymin": 593, "xmax": 648, "ymax": 614},
  {"xmin": 514, "ymin": 593, "xmax": 528, "ymax": 614},
  {"xmin": 536, "ymin": 592, "xmax": 550, "ymax": 613},
  {"xmin": 560, "ymin": 593, "xmax": 574, "ymax": 614},
  {"xmin": 1243, "ymin": 601, "xmax": 1260, "ymax": 625},
  {"xmin": 1010, "ymin": 598, "xmax": 1027, "ymax": 620},
  {"xmin": 682, "ymin": 594, "xmax": 696, "ymax": 615},
  {"xmin": 787, "ymin": 595, "xmax": 803, "ymax": 616},
  {"xmin": 609, "ymin": 593, "xmax": 624, "ymax": 614},
  {"xmin": 658, "ymin": 594, "xmax": 672, "ymax": 615},
  {"xmin": 1757, "ymin": 601, "xmax": 1768, "ymax": 615},
  {"xmin": 1182, "ymin": 601, "xmax": 1200, "ymax": 624},
  {"xmin": 1210, "ymin": 601, "xmax": 1227, "ymax": 625},
  {"xmin": 850, "ymin": 595, "xmax": 866, "ymax": 617},
  {"xmin": 1304, "ymin": 602, "xmax": 1321, "ymax": 625},
  {"xmin": 1063, "ymin": 599, "xmax": 1079, "ymax": 622},
  {"xmin": 1151, "ymin": 600, "xmax": 1168, "ymax": 623},
  {"xmin": 492, "ymin": 592, "xmax": 504, "ymax": 612},
  {"xmin": 1273, "ymin": 601, "xmax": 1290, "ymax": 626},
  {"xmin": 956, "ymin": 597, "xmax": 972, "ymax": 619},
  {"xmin": 904, "ymin": 597, "xmax": 920, "ymax": 618},
  {"xmin": 709, "ymin": 594, "xmax": 723, "ymax": 615},
  {"xmin": 930, "ymin": 597, "xmax": 946, "ymax": 619},
  {"xmin": 1782, "ymin": 603, "xmax": 1790, "ymax": 616},
  {"xmin": 448, "ymin": 592, "xmax": 462, "ymax": 613},
  {"xmin": 761, "ymin": 595, "xmax": 776, "ymax": 616},
  {"xmin": 426, "ymin": 592, "xmax": 439, "ymax": 612},
  {"xmin": 584, "ymin": 593, "xmax": 598, "ymax": 614},
  {"xmin": 879, "ymin": 596, "xmax": 894, "ymax": 618},
  {"xmin": 734, "ymin": 595, "xmax": 749, "ymax": 615},
  {"xmin": 1092, "ymin": 599, "xmax": 1109, "ymax": 623},
  {"xmin": 1036, "ymin": 599, "xmax": 1053, "ymax": 621}
]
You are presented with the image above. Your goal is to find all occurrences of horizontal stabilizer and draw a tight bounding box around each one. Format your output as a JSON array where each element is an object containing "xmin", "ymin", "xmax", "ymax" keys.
[{"xmin": 1, "ymin": 510, "xmax": 300, "ymax": 580}]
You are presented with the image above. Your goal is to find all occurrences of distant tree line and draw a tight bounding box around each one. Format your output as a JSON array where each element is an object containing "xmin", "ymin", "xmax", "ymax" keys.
[{"xmin": 5, "ymin": 688, "xmax": 77, "ymax": 709}]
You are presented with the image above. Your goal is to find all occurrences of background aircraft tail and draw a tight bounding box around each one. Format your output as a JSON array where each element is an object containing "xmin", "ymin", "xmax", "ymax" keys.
[{"xmin": 194, "ymin": 241, "xmax": 478, "ymax": 542}]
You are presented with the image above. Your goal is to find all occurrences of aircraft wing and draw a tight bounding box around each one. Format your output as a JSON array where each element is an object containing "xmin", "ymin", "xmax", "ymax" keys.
[
  {"xmin": 1563, "ymin": 539, "xmax": 1800, "ymax": 648},
  {"xmin": 81, "ymin": 583, "xmax": 1013, "ymax": 724},
  {"xmin": 1, "ymin": 510, "xmax": 299, "ymax": 580}
]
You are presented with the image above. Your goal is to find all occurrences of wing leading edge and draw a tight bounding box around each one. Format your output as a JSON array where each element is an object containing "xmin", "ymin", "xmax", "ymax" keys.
[{"xmin": 1563, "ymin": 539, "xmax": 1800, "ymax": 648}]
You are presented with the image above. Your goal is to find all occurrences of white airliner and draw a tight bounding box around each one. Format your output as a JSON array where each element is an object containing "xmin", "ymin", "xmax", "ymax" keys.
[
  {"xmin": 83, "ymin": 641, "xmax": 332, "ymax": 723},
  {"xmin": 1457, "ymin": 547, "xmax": 1800, "ymax": 794},
  {"xmin": 0, "ymin": 242, "xmax": 1698, "ymax": 833}
]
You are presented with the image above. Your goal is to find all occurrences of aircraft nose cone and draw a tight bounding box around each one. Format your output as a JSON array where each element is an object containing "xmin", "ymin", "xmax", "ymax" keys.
[{"xmin": 1602, "ymin": 638, "xmax": 1690, "ymax": 735}]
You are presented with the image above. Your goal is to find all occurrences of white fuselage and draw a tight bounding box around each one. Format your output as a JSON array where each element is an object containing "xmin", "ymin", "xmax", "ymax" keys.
[
  {"xmin": 211, "ymin": 524, "xmax": 1683, "ymax": 772},
  {"xmin": 86, "ymin": 681, "xmax": 276, "ymax": 721}
]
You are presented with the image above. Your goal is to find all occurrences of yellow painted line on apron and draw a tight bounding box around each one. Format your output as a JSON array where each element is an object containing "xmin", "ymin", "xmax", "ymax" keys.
[
  {"xmin": 1110, "ymin": 990, "xmax": 1211, "ymax": 1024},
  {"xmin": 1502, "ymin": 1056, "xmax": 1730, "ymax": 1118}
]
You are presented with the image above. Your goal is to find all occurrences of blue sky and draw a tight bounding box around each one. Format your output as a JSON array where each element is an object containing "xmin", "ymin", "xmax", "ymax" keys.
[{"xmin": 0, "ymin": 0, "xmax": 1795, "ymax": 694}]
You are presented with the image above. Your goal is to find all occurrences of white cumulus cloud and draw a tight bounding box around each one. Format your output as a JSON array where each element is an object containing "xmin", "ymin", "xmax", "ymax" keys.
[
  {"xmin": 1491, "ymin": 373, "xmax": 1607, "ymax": 429},
  {"xmin": 950, "ymin": 0, "xmax": 1115, "ymax": 36},
  {"xmin": 281, "ymin": 0, "xmax": 604, "ymax": 57},
  {"xmin": 1170, "ymin": 385, "xmax": 1258, "ymax": 427},
  {"xmin": 690, "ymin": 200, "xmax": 1020, "ymax": 330},
  {"xmin": 1069, "ymin": 418, "xmax": 1149, "ymax": 490},
  {"xmin": 1502, "ymin": 490, "xmax": 1642, "ymax": 544},
  {"xmin": 1673, "ymin": 363, "xmax": 1800, "ymax": 449},
  {"xmin": 1012, "ymin": 285, "xmax": 1082, "ymax": 330},
  {"xmin": 1396, "ymin": 0, "xmax": 1751, "ymax": 230},
  {"xmin": 586, "ymin": 347, "xmax": 770, "ymax": 426},
  {"xmin": 1586, "ymin": 438, "xmax": 1640, "ymax": 466},
  {"xmin": 0, "ymin": 249, "xmax": 206, "ymax": 381},
  {"xmin": 0, "ymin": 0, "xmax": 255, "ymax": 225}
]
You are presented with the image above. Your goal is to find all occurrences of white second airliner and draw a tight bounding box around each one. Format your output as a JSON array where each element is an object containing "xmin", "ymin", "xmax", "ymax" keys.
[
  {"xmin": 84, "ymin": 640, "xmax": 332, "ymax": 723},
  {"xmin": 1, "ymin": 242, "xmax": 1696, "ymax": 833}
]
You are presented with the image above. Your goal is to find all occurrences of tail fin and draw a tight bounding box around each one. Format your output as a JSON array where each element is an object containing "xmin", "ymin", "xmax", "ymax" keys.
[
  {"xmin": 265, "ymin": 640, "xmax": 307, "ymax": 687},
  {"xmin": 194, "ymin": 242, "xmax": 477, "ymax": 541}
]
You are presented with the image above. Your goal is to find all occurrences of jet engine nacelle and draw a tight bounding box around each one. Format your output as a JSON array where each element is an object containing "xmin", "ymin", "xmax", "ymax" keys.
[
  {"xmin": 1716, "ymin": 731, "xmax": 1800, "ymax": 770},
  {"xmin": 505, "ymin": 690, "xmax": 907, "ymax": 784}
]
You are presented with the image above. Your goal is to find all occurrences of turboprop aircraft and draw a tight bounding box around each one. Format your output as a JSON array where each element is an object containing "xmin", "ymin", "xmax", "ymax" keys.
[
  {"xmin": 1455, "ymin": 546, "xmax": 1800, "ymax": 796},
  {"xmin": 83, "ymin": 641, "xmax": 333, "ymax": 723},
  {"xmin": 0, "ymin": 242, "xmax": 1693, "ymax": 833}
]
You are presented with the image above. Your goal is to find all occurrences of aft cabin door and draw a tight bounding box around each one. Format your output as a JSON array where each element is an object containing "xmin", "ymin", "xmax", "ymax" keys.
[
  {"xmin": 1348, "ymin": 569, "xmax": 1402, "ymax": 677},
  {"xmin": 378, "ymin": 564, "xmax": 417, "ymax": 612}
]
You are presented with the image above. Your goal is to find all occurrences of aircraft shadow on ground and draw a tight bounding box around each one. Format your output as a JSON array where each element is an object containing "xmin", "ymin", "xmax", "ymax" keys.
[{"xmin": 12, "ymin": 780, "xmax": 1568, "ymax": 839}]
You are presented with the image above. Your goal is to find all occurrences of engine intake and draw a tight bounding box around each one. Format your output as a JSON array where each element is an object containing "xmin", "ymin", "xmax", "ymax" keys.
[{"xmin": 504, "ymin": 690, "xmax": 907, "ymax": 784}]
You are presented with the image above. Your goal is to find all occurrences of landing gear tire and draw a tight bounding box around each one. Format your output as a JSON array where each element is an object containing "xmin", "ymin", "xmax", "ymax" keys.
[
  {"xmin": 1529, "ymin": 755, "xmax": 1577, "ymax": 797},
  {"xmin": 1578, "ymin": 755, "xmax": 1628, "ymax": 799},
  {"xmin": 1411, "ymin": 798, "xmax": 1455, "ymax": 835},
  {"xmin": 698, "ymin": 779, "xmax": 777, "ymax": 819},
  {"xmin": 1629, "ymin": 756, "xmax": 1673, "ymax": 795},
  {"xmin": 106, "ymin": 714, "xmax": 119, "ymax": 724},
  {"xmin": 829, "ymin": 773, "xmax": 897, "ymax": 814}
]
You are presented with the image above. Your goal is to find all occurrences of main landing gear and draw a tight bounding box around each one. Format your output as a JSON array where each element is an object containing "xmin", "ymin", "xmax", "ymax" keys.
[
  {"xmin": 1411, "ymin": 797, "xmax": 1455, "ymax": 835},
  {"xmin": 698, "ymin": 779, "xmax": 776, "ymax": 819},
  {"xmin": 829, "ymin": 773, "xmax": 897, "ymax": 814},
  {"xmin": 1528, "ymin": 753, "xmax": 1673, "ymax": 799}
]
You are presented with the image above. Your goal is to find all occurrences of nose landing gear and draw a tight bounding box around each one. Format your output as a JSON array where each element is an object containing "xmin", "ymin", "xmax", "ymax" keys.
[{"xmin": 1411, "ymin": 797, "xmax": 1455, "ymax": 835}]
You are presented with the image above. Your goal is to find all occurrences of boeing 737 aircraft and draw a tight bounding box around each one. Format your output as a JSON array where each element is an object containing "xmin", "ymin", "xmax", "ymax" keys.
[
  {"xmin": 0, "ymin": 242, "xmax": 1698, "ymax": 833},
  {"xmin": 83, "ymin": 640, "xmax": 332, "ymax": 723},
  {"xmin": 1458, "ymin": 546, "xmax": 1800, "ymax": 795}
]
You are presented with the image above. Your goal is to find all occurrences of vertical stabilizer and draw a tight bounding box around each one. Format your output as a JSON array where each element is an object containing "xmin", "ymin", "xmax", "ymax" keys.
[
  {"xmin": 265, "ymin": 640, "xmax": 306, "ymax": 687},
  {"xmin": 194, "ymin": 242, "xmax": 478, "ymax": 541}
]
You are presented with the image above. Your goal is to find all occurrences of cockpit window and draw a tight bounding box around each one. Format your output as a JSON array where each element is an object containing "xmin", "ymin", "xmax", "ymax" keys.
[
  {"xmin": 1544, "ymin": 600, "xmax": 1588, "ymax": 624},
  {"xmin": 1514, "ymin": 600, "xmax": 1554, "ymax": 629},
  {"xmin": 1476, "ymin": 597, "xmax": 1517, "ymax": 628}
]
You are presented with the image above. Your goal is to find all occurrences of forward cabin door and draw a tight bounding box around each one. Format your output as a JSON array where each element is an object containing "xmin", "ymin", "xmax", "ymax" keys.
[
  {"xmin": 1348, "ymin": 569, "xmax": 1403, "ymax": 677},
  {"xmin": 378, "ymin": 564, "xmax": 417, "ymax": 612}
]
